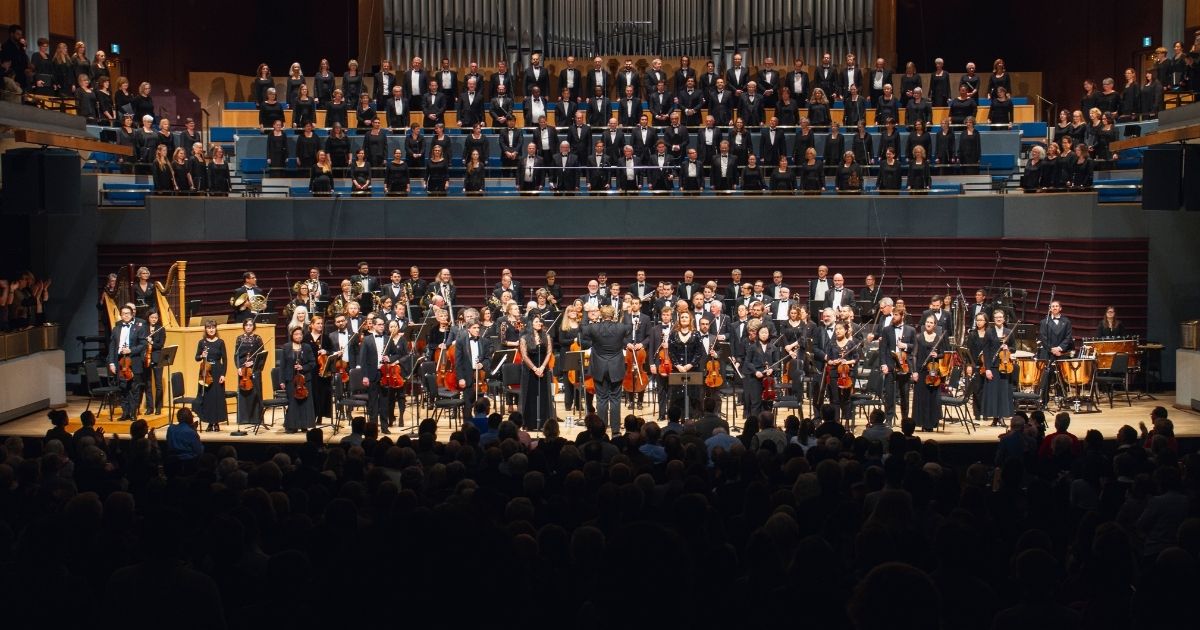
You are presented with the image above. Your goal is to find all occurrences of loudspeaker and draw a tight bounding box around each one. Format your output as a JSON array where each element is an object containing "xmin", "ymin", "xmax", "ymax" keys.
[
  {"xmin": 1, "ymin": 148, "xmax": 43, "ymax": 214},
  {"xmin": 41, "ymin": 149, "xmax": 81, "ymax": 215},
  {"xmin": 1142, "ymin": 146, "xmax": 1182, "ymax": 210},
  {"xmin": 1186, "ymin": 146, "xmax": 1200, "ymax": 211},
  {"xmin": 0, "ymin": 148, "xmax": 81, "ymax": 215}
]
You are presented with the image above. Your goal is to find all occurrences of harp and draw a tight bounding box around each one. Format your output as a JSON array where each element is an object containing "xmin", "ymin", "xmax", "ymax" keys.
[
  {"xmin": 102, "ymin": 264, "xmax": 133, "ymax": 329},
  {"xmin": 102, "ymin": 261, "xmax": 188, "ymax": 329}
]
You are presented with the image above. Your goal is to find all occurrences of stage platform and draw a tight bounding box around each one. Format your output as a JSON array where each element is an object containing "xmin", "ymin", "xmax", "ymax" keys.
[{"xmin": 3, "ymin": 392, "xmax": 1195, "ymax": 448}]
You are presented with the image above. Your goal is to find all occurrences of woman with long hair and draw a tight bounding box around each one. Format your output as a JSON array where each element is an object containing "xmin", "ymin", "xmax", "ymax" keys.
[
  {"xmin": 151, "ymin": 144, "xmax": 176, "ymax": 192},
  {"xmin": 519, "ymin": 314, "xmax": 554, "ymax": 430}
]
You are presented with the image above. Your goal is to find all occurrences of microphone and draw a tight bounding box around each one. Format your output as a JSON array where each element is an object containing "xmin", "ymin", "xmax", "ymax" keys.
[
  {"xmin": 898, "ymin": 272, "xmax": 904, "ymax": 292},
  {"xmin": 995, "ymin": 250, "xmax": 1002, "ymax": 263},
  {"xmin": 936, "ymin": 264, "xmax": 946, "ymax": 273}
]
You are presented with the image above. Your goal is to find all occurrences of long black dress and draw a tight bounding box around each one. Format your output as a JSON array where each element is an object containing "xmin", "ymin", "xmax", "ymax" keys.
[
  {"xmin": 824, "ymin": 339, "xmax": 860, "ymax": 423},
  {"xmin": 742, "ymin": 339, "xmax": 781, "ymax": 420},
  {"xmin": 668, "ymin": 331, "xmax": 706, "ymax": 417},
  {"xmin": 912, "ymin": 331, "xmax": 948, "ymax": 431},
  {"xmin": 519, "ymin": 331, "xmax": 554, "ymax": 430},
  {"xmin": 980, "ymin": 325, "xmax": 1014, "ymax": 420},
  {"xmin": 194, "ymin": 337, "xmax": 229, "ymax": 429},
  {"xmin": 425, "ymin": 158, "xmax": 449, "ymax": 193},
  {"xmin": 208, "ymin": 160, "xmax": 231, "ymax": 194},
  {"xmin": 280, "ymin": 342, "xmax": 316, "ymax": 431},
  {"xmin": 304, "ymin": 330, "xmax": 332, "ymax": 421},
  {"xmin": 234, "ymin": 333, "xmax": 265, "ymax": 425}
]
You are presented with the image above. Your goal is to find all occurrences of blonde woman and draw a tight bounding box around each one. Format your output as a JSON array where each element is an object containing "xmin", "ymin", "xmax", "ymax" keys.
[{"xmin": 151, "ymin": 144, "xmax": 175, "ymax": 192}]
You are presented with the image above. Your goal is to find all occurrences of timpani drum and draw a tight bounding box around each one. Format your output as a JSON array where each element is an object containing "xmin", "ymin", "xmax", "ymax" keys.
[
  {"xmin": 1057, "ymin": 357, "xmax": 1096, "ymax": 388},
  {"xmin": 1016, "ymin": 358, "xmax": 1048, "ymax": 393}
]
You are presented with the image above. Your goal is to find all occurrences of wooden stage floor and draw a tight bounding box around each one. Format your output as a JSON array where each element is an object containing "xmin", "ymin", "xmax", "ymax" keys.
[{"xmin": 2, "ymin": 391, "xmax": 1196, "ymax": 447}]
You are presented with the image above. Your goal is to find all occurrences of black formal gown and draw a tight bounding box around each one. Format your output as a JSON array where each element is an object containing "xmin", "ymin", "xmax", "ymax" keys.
[
  {"xmin": 194, "ymin": 338, "xmax": 228, "ymax": 427},
  {"xmin": 234, "ymin": 333, "xmax": 265, "ymax": 425},
  {"xmin": 324, "ymin": 101, "xmax": 349, "ymax": 129},
  {"xmin": 350, "ymin": 161, "xmax": 372, "ymax": 194},
  {"xmin": 304, "ymin": 332, "xmax": 332, "ymax": 420},
  {"xmin": 519, "ymin": 332, "xmax": 554, "ymax": 430},
  {"xmin": 912, "ymin": 332, "xmax": 947, "ymax": 431},
  {"xmin": 281, "ymin": 342, "xmax": 316, "ymax": 431},
  {"xmin": 980, "ymin": 326, "xmax": 1014, "ymax": 420},
  {"xmin": 208, "ymin": 161, "xmax": 231, "ymax": 193},
  {"xmin": 425, "ymin": 158, "xmax": 449, "ymax": 193},
  {"xmin": 310, "ymin": 165, "xmax": 334, "ymax": 193},
  {"xmin": 800, "ymin": 162, "xmax": 824, "ymax": 191},
  {"xmin": 769, "ymin": 168, "xmax": 797, "ymax": 192}
]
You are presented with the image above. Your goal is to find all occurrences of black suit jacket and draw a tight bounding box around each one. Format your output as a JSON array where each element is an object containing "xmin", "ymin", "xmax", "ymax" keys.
[
  {"xmin": 516, "ymin": 155, "xmax": 546, "ymax": 189},
  {"xmin": 837, "ymin": 67, "xmax": 864, "ymax": 99},
  {"xmin": 581, "ymin": 321, "xmax": 633, "ymax": 382},
  {"xmin": 1038, "ymin": 316, "xmax": 1074, "ymax": 359},
  {"xmin": 710, "ymin": 154, "xmax": 740, "ymax": 190},
  {"xmin": 708, "ymin": 90, "xmax": 734, "ymax": 125},
  {"xmin": 490, "ymin": 96, "xmax": 515, "ymax": 126},
  {"xmin": 488, "ymin": 71, "xmax": 514, "ymax": 99},
  {"xmin": 759, "ymin": 127, "xmax": 788, "ymax": 164},
  {"xmin": 566, "ymin": 123, "xmax": 593, "ymax": 160},
  {"xmin": 456, "ymin": 90, "xmax": 485, "ymax": 126},
  {"xmin": 454, "ymin": 334, "xmax": 494, "ymax": 383},
  {"xmin": 601, "ymin": 129, "xmax": 626, "ymax": 163},
  {"xmin": 420, "ymin": 93, "xmax": 446, "ymax": 125},
  {"xmin": 549, "ymin": 152, "xmax": 581, "ymax": 190},
  {"xmin": 373, "ymin": 71, "xmax": 397, "ymax": 104},
  {"xmin": 108, "ymin": 320, "xmax": 149, "ymax": 376},
  {"xmin": 523, "ymin": 66, "xmax": 550, "ymax": 97},
  {"xmin": 559, "ymin": 67, "xmax": 583, "ymax": 100},
  {"xmin": 586, "ymin": 69, "xmax": 611, "ymax": 99},
  {"xmin": 614, "ymin": 70, "xmax": 641, "ymax": 99},
  {"xmin": 647, "ymin": 91, "xmax": 674, "ymax": 124},
  {"xmin": 825, "ymin": 287, "xmax": 856, "ymax": 311},
  {"xmin": 587, "ymin": 97, "xmax": 612, "ymax": 128},
  {"xmin": 585, "ymin": 153, "xmax": 612, "ymax": 190},
  {"xmin": 725, "ymin": 67, "xmax": 750, "ymax": 93},
  {"xmin": 920, "ymin": 309, "xmax": 953, "ymax": 335},
  {"xmin": 384, "ymin": 97, "xmax": 409, "ymax": 128},
  {"xmin": 877, "ymin": 323, "xmax": 917, "ymax": 371},
  {"xmin": 617, "ymin": 97, "xmax": 643, "ymax": 127},
  {"xmin": 630, "ymin": 126, "xmax": 658, "ymax": 160},
  {"xmin": 785, "ymin": 70, "xmax": 811, "ymax": 106},
  {"xmin": 737, "ymin": 93, "xmax": 765, "ymax": 126},
  {"xmin": 434, "ymin": 68, "xmax": 458, "ymax": 103}
]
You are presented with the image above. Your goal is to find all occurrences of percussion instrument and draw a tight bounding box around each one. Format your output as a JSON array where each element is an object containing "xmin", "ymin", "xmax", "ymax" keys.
[
  {"xmin": 1016, "ymin": 358, "xmax": 1048, "ymax": 393},
  {"xmin": 1056, "ymin": 357, "xmax": 1098, "ymax": 412},
  {"xmin": 1012, "ymin": 350, "xmax": 1035, "ymax": 359},
  {"xmin": 1081, "ymin": 338, "xmax": 1139, "ymax": 371}
]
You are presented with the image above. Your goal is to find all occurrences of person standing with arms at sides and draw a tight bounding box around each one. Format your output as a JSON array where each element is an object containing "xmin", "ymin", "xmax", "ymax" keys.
[
  {"xmin": 1038, "ymin": 300, "xmax": 1074, "ymax": 406},
  {"xmin": 519, "ymin": 315, "xmax": 554, "ymax": 430},
  {"xmin": 981, "ymin": 309, "xmax": 1015, "ymax": 426},
  {"xmin": 382, "ymin": 319, "xmax": 410, "ymax": 431},
  {"xmin": 235, "ymin": 318, "xmax": 265, "ymax": 428},
  {"xmin": 455, "ymin": 320, "xmax": 493, "ymax": 412},
  {"xmin": 108, "ymin": 305, "xmax": 148, "ymax": 420},
  {"xmin": 912, "ymin": 314, "xmax": 948, "ymax": 432},
  {"xmin": 142, "ymin": 309, "xmax": 166, "ymax": 416},
  {"xmin": 195, "ymin": 319, "xmax": 228, "ymax": 432},
  {"xmin": 581, "ymin": 305, "xmax": 634, "ymax": 434},
  {"xmin": 356, "ymin": 316, "xmax": 392, "ymax": 431},
  {"xmin": 742, "ymin": 323, "xmax": 780, "ymax": 421},
  {"xmin": 667, "ymin": 310, "xmax": 705, "ymax": 418},
  {"xmin": 280, "ymin": 326, "xmax": 316, "ymax": 434},
  {"xmin": 823, "ymin": 321, "xmax": 859, "ymax": 423},
  {"xmin": 305, "ymin": 315, "xmax": 332, "ymax": 423},
  {"xmin": 877, "ymin": 309, "xmax": 916, "ymax": 425}
]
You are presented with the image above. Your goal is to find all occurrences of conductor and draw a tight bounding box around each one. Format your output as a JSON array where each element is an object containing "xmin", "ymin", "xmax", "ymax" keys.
[{"xmin": 580, "ymin": 305, "xmax": 633, "ymax": 434}]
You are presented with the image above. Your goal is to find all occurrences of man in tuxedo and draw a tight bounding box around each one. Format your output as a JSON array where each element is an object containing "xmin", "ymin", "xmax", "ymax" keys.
[
  {"xmin": 454, "ymin": 320, "xmax": 493, "ymax": 412},
  {"xmin": 516, "ymin": 142, "xmax": 545, "ymax": 192},
  {"xmin": 326, "ymin": 313, "xmax": 355, "ymax": 371},
  {"xmin": 456, "ymin": 77, "xmax": 484, "ymax": 127},
  {"xmin": 674, "ymin": 270, "xmax": 697, "ymax": 302},
  {"xmin": 373, "ymin": 59, "xmax": 396, "ymax": 112},
  {"xmin": 585, "ymin": 140, "xmax": 612, "ymax": 193},
  {"xmin": 403, "ymin": 57, "xmax": 428, "ymax": 111},
  {"xmin": 814, "ymin": 52, "xmax": 837, "ymax": 100},
  {"xmin": 108, "ymin": 305, "xmax": 149, "ymax": 420},
  {"xmin": 586, "ymin": 56, "xmax": 611, "ymax": 99},
  {"xmin": 647, "ymin": 80, "xmax": 674, "ymax": 126},
  {"xmin": 578, "ymin": 279, "xmax": 609, "ymax": 310},
  {"xmin": 567, "ymin": 110, "xmax": 592, "ymax": 162},
  {"xmin": 490, "ymin": 83, "xmax": 515, "ymax": 127},
  {"xmin": 644, "ymin": 140, "xmax": 675, "ymax": 191},
  {"xmin": 532, "ymin": 115, "xmax": 558, "ymax": 162},
  {"xmin": 868, "ymin": 57, "xmax": 893, "ymax": 105},
  {"xmin": 630, "ymin": 270, "xmax": 654, "ymax": 314},
  {"xmin": 463, "ymin": 61, "xmax": 485, "ymax": 93},
  {"xmin": 231, "ymin": 271, "xmax": 264, "ymax": 322},
  {"xmin": 760, "ymin": 117, "xmax": 787, "ymax": 164},
  {"xmin": 677, "ymin": 76, "xmax": 705, "ymax": 127},
  {"xmin": 838, "ymin": 52, "xmax": 864, "ymax": 101},
  {"xmin": 434, "ymin": 58, "xmax": 458, "ymax": 108},
  {"xmin": 630, "ymin": 114, "xmax": 658, "ymax": 161},
  {"xmin": 825, "ymin": 273, "xmax": 856, "ymax": 311},
  {"xmin": 493, "ymin": 269, "xmax": 522, "ymax": 301},
  {"xmin": 582, "ymin": 305, "xmax": 634, "ymax": 433},
  {"xmin": 920, "ymin": 295, "xmax": 952, "ymax": 335},
  {"xmin": 357, "ymin": 316, "xmax": 398, "ymax": 431},
  {"xmin": 559, "ymin": 55, "xmax": 583, "ymax": 101},
  {"xmin": 552, "ymin": 87, "xmax": 577, "ymax": 125},
  {"xmin": 304, "ymin": 267, "xmax": 330, "ymax": 304},
  {"xmin": 350, "ymin": 262, "xmax": 379, "ymax": 314},
  {"xmin": 969, "ymin": 289, "xmax": 990, "ymax": 321},
  {"xmin": 523, "ymin": 52, "xmax": 550, "ymax": 98},
  {"xmin": 614, "ymin": 59, "xmax": 640, "ymax": 99},
  {"xmin": 723, "ymin": 269, "xmax": 743, "ymax": 311},
  {"xmin": 710, "ymin": 77, "xmax": 735, "ymax": 126},
  {"xmin": 1038, "ymin": 300, "xmax": 1074, "ymax": 404},
  {"xmin": 710, "ymin": 141, "xmax": 739, "ymax": 191},
  {"xmin": 737, "ymin": 81, "xmax": 765, "ymax": 127},
  {"xmin": 678, "ymin": 147, "xmax": 705, "ymax": 193},
  {"xmin": 587, "ymin": 84, "xmax": 612, "ymax": 128},
  {"xmin": 384, "ymin": 85, "xmax": 409, "ymax": 129},
  {"xmin": 757, "ymin": 56, "xmax": 780, "ymax": 107},
  {"xmin": 643, "ymin": 58, "xmax": 668, "ymax": 100},
  {"xmin": 421, "ymin": 80, "xmax": 446, "ymax": 128},
  {"xmin": 524, "ymin": 87, "xmax": 549, "ymax": 129},
  {"xmin": 617, "ymin": 84, "xmax": 642, "ymax": 127},
  {"xmin": 769, "ymin": 286, "xmax": 796, "ymax": 323},
  {"xmin": 498, "ymin": 117, "xmax": 522, "ymax": 175},
  {"xmin": 786, "ymin": 58, "xmax": 811, "ymax": 108},
  {"xmin": 725, "ymin": 52, "xmax": 749, "ymax": 95},
  {"xmin": 549, "ymin": 141, "xmax": 580, "ymax": 193},
  {"xmin": 696, "ymin": 115, "xmax": 723, "ymax": 165},
  {"xmin": 877, "ymin": 309, "xmax": 916, "ymax": 424},
  {"xmin": 488, "ymin": 59, "xmax": 514, "ymax": 100},
  {"xmin": 808, "ymin": 265, "xmax": 831, "ymax": 307},
  {"xmin": 601, "ymin": 118, "xmax": 626, "ymax": 164},
  {"xmin": 384, "ymin": 270, "xmax": 408, "ymax": 305},
  {"xmin": 615, "ymin": 144, "xmax": 642, "ymax": 192}
]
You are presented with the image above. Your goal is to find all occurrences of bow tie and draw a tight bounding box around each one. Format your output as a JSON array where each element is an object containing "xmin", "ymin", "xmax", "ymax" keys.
[
  {"xmin": 470, "ymin": 336, "xmax": 479, "ymax": 341},
  {"xmin": 375, "ymin": 334, "xmax": 384, "ymax": 339}
]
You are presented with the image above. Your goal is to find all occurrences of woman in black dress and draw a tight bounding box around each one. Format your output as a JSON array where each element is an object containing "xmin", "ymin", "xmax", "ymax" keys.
[
  {"xmin": 1095, "ymin": 113, "xmax": 1118, "ymax": 163},
  {"xmin": 1097, "ymin": 307, "xmax": 1125, "ymax": 338},
  {"xmin": 75, "ymin": 74, "xmax": 98, "ymax": 123},
  {"xmin": 741, "ymin": 322, "xmax": 780, "ymax": 421},
  {"xmin": 822, "ymin": 124, "xmax": 845, "ymax": 176},
  {"xmin": 133, "ymin": 82, "xmax": 156, "ymax": 125},
  {"xmin": 265, "ymin": 119, "xmax": 289, "ymax": 175},
  {"xmin": 1054, "ymin": 109, "xmax": 1072, "ymax": 140},
  {"xmin": 51, "ymin": 42, "xmax": 72, "ymax": 96},
  {"xmin": 935, "ymin": 118, "xmax": 956, "ymax": 173},
  {"xmin": 342, "ymin": 59, "xmax": 363, "ymax": 104},
  {"xmin": 911, "ymin": 314, "xmax": 948, "ymax": 431},
  {"xmin": 740, "ymin": 154, "xmax": 765, "ymax": 192},
  {"xmin": 424, "ymin": 144, "xmax": 449, "ymax": 194},
  {"xmin": 285, "ymin": 62, "xmax": 305, "ymax": 108},
  {"xmin": 385, "ymin": 149, "xmax": 411, "ymax": 195},
  {"xmin": 876, "ymin": 118, "xmax": 901, "ymax": 164},
  {"xmin": 295, "ymin": 121, "xmax": 322, "ymax": 169},
  {"xmin": 769, "ymin": 156, "xmax": 796, "ymax": 193},
  {"xmin": 350, "ymin": 148, "xmax": 372, "ymax": 195},
  {"xmin": 553, "ymin": 303, "xmax": 584, "ymax": 414},
  {"xmin": 354, "ymin": 92, "xmax": 376, "ymax": 132},
  {"xmin": 948, "ymin": 85, "xmax": 977, "ymax": 124},
  {"xmin": 151, "ymin": 144, "xmax": 176, "ymax": 192},
  {"xmin": 876, "ymin": 146, "xmax": 902, "ymax": 191},
  {"xmin": 1021, "ymin": 145, "xmax": 1046, "ymax": 192},
  {"xmin": 324, "ymin": 89, "xmax": 349, "ymax": 129},
  {"xmin": 807, "ymin": 88, "xmax": 831, "ymax": 128},
  {"xmin": 325, "ymin": 124, "xmax": 351, "ymax": 170},
  {"xmin": 874, "ymin": 84, "xmax": 899, "ymax": 127},
  {"xmin": 1068, "ymin": 110, "xmax": 1088, "ymax": 145},
  {"xmin": 404, "ymin": 123, "xmax": 426, "ymax": 171},
  {"xmin": 463, "ymin": 149, "xmax": 485, "ymax": 194},
  {"xmin": 774, "ymin": 86, "xmax": 798, "ymax": 126},
  {"xmin": 258, "ymin": 88, "xmax": 285, "ymax": 130},
  {"xmin": 906, "ymin": 118, "xmax": 932, "ymax": 163},
  {"xmin": 235, "ymin": 318, "xmax": 266, "ymax": 427},
  {"xmin": 1067, "ymin": 142, "xmax": 1093, "ymax": 189},
  {"xmin": 987, "ymin": 59, "xmax": 1012, "ymax": 100},
  {"xmin": 252, "ymin": 63, "xmax": 273, "ymax": 107},
  {"xmin": 980, "ymin": 309, "xmax": 1014, "ymax": 426},
  {"xmin": 667, "ymin": 311, "xmax": 705, "ymax": 418},
  {"xmin": 966, "ymin": 312, "xmax": 988, "ymax": 420},
  {"xmin": 142, "ymin": 310, "xmax": 167, "ymax": 416},
  {"xmin": 363, "ymin": 119, "xmax": 389, "ymax": 166},
  {"xmin": 429, "ymin": 123, "xmax": 451, "ymax": 159},
  {"xmin": 382, "ymin": 319, "xmax": 411, "ymax": 429},
  {"xmin": 957, "ymin": 117, "xmax": 982, "ymax": 175},
  {"xmin": 799, "ymin": 147, "xmax": 823, "ymax": 192},
  {"xmin": 114, "ymin": 77, "xmax": 133, "ymax": 118},
  {"xmin": 907, "ymin": 145, "xmax": 932, "ymax": 191},
  {"xmin": 1040, "ymin": 142, "xmax": 1061, "ymax": 190},
  {"xmin": 988, "ymin": 86, "xmax": 1014, "ymax": 125},
  {"xmin": 823, "ymin": 321, "xmax": 859, "ymax": 423},
  {"xmin": 310, "ymin": 150, "xmax": 335, "ymax": 194},
  {"xmin": 186, "ymin": 144, "xmax": 208, "ymax": 192},
  {"xmin": 899, "ymin": 61, "xmax": 922, "ymax": 106},
  {"xmin": 463, "ymin": 122, "xmax": 488, "ymax": 163},
  {"xmin": 519, "ymin": 314, "xmax": 554, "ymax": 430},
  {"xmin": 280, "ymin": 326, "xmax": 316, "ymax": 434},
  {"xmin": 835, "ymin": 151, "xmax": 863, "ymax": 192},
  {"xmin": 208, "ymin": 145, "xmax": 232, "ymax": 194},
  {"xmin": 195, "ymin": 320, "xmax": 228, "ymax": 431},
  {"xmin": 314, "ymin": 59, "xmax": 335, "ymax": 108},
  {"xmin": 850, "ymin": 120, "xmax": 873, "ymax": 166},
  {"xmin": 843, "ymin": 84, "xmax": 867, "ymax": 128},
  {"xmin": 292, "ymin": 83, "xmax": 316, "ymax": 129},
  {"xmin": 304, "ymin": 316, "xmax": 332, "ymax": 422},
  {"xmin": 929, "ymin": 58, "xmax": 951, "ymax": 106},
  {"xmin": 95, "ymin": 76, "xmax": 116, "ymax": 126}
]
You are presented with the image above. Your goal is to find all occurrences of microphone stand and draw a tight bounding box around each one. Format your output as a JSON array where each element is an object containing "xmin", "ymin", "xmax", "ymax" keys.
[
  {"xmin": 987, "ymin": 250, "xmax": 1002, "ymax": 302},
  {"xmin": 1030, "ymin": 243, "xmax": 1052, "ymax": 320}
]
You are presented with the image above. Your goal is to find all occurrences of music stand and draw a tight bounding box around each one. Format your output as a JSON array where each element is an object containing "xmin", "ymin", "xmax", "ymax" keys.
[
  {"xmin": 560, "ymin": 350, "xmax": 588, "ymax": 425},
  {"xmin": 668, "ymin": 372, "xmax": 702, "ymax": 420},
  {"xmin": 807, "ymin": 299, "xmax": 825, "ymax": 319},
  {"xmin": 156, "ymin": 345, "xmax": 179, "ymax": 417}
]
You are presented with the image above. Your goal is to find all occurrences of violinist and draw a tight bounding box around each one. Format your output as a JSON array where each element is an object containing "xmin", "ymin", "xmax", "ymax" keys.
[
  {"xmin": 382, "ymin": 319, "xmax": 411, "ymax": 431},
  {"xmin": 779, "ymin": 304, "xmax": 813, "ymax": 389},
  {"xmin": 877, "ymin": 308, "xmax": 916, "ymax": 425},
  {"xmin": 305, "ymin": 315, "xmax": 333, "ymax": 423},
  {"xmin": 356, "ymin": 316, "xmax": 397, "ymax": 431},
  {"xmin": 667, "ymin": 311, "xmax": 704, "ymax": 418},
  {"xmin": 194, "ymin": 319, "xmax": 228, "ymax": 431},
  {"xmin": 326, "ymin": 313, "xmax": 355, "ymax": 382},
  {"xmin": 646, "ymin": 306, "xmax": 674, "ymax": 420},
  {"xmin": 455, "ymin": 320, "xmax": 493, "ymax": 411},
  {"xmin": 519, "ymin": 315, "xmax": 554, "ymax": 430},
  {"xmin": 742, "ymin": 322, "xmax": 781, "ymax": 420},
  {"xmin": 235, "ymin": 318, "xmax": 266, "ymax": 427},
  {"xmin": 697, "ymin": 316, "xmax": 724, "ymax": 405},
  {"xmin": 499, "ymin": 302, "xmax": 524, "ymax": 412},
  {"xmin": 981, "ymin": 309, "xmax": 1015, "ymax": 426},
  {"xmin": 622, "ymin": 300, "xmax": 649, "ymax": 409},
  {"xmin": 142, "ymin": 309, "xmax": 166, "ymax": 416},
  {"xmin": 280, "ymin": 326, "xmax": 316, "ymax": 434},
  {"xmin": 913, "ymin": 315, "xmax": 949, "ymax": 432},
  {"xmin": 966, "ymin": 312, "xmax": 989, "ymax": 421},
  {"xmin": 554, "ymin": 302, "xmax": 586, "ymax": 415},
  {"xmin": 824, "ymin": 321, "xmax": 859, "ymax": 423},
  {"xmin": 108, "ymin": 305, "xmax": 148, "ymax": 420}
]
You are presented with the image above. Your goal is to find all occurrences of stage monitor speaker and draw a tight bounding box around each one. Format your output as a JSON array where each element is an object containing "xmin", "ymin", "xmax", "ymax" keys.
[
  {"xmin": 1142, "ymin": 146, "xmax": 1182, "ymax": 211},
  {"xmin": 1185, "ymin": 146, "xmax": 1200, "ymax": 211},
  {"xmin": 0, "ymin": 148, "xmax": 81, "ymax": 215}
]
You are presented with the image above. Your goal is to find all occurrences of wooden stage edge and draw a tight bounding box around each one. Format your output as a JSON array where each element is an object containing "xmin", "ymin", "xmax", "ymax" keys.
[{"xmin": 2, "ymin": 394, "xmax": 1196, "ymax": 447}]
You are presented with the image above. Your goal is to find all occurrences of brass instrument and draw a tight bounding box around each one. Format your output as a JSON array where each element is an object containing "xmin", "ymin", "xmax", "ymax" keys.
[
  {"xmin": 230, "ymin": 292, "xmax": 268, "ymax": 312},
  {"xmin": 292, "ymin": 280, "xmax": 305, "ymax": 295},
  {"xmin": 326, "ymin": 294, "xmax": 351, "ymax": 318},
  {"xmin": 351, "ymin": 280, "xmax": 365, "ymax": 298}
]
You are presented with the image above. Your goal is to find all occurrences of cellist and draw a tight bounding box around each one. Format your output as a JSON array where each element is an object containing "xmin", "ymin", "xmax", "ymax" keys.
[
  {"xmin": 622, "ymin": 299, "xmax": 649, "ymax": 410},
  {"xmin": 646, "ymin": 306, "xmax": 674, "ymax": 420}
]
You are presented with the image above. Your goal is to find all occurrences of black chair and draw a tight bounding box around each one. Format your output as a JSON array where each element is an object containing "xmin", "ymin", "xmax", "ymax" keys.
[
  {"xmin": 83, "ymin": 361, "xmax": 121, "ymax": 419},
  {"xmin": 168, "ymin": 371, "xmax": 198, "ymax": 417},
  {"xmin": 849, "ymin": 366, "xmax": 883, "ymax": 428},
  {"xmin": 262, "ymin": 367, "xmax": 290, "ymax": 430},
  {"xmin": 422, "ymin": 365, "xmax": 463, "ymax": 429},
  {"xmin": 941, "ymin": 368, "xmax": 978, "ymax": 434},
  {"xmin": 1097, "ymin": 353, "xmax": 1132, "ymax": 408},
  {"xmin": 501, "ymin": 363, "xmax": 522, "ymax": 408},
  {"xmin": 332, "ymin": 370, "xmax": 369, "ymax": 435}
]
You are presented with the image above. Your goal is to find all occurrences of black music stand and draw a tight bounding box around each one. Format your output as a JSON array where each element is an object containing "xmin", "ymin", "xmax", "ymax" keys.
[
  {"xmin": 561, "ymin": 350, "xmax": 588, "ymax": 425},
  {"xmin": 156, "ymin": 345, "xmax": 179, "ymax": 417},
  {"xmin": 668, "ymin": 372, "xmax": 702, "ymax": 420}
]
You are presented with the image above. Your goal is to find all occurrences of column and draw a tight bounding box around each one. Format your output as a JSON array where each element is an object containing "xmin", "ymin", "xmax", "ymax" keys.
[
  {"xmin": 74, "ymin": 0, "xmax": 98, "ymax": 53},
  {"xmin": 24, "ymin": 0, "xmax": 48, "ymax": 45}
]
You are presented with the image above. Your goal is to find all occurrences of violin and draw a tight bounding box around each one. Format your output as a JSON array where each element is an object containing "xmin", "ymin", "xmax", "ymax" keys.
[
  {"xmin": 704, "ymin": 354, "xmax": 724, "ymax": 388},
  {"xmin": 119, "ymin": 354, "xmax": 134, "ymax": 381},
  {"xmin": 923, "ymin": 331, "xmax": 949, "ymax": 386},
  {"xmin": 657, "ymin": 338, "xmax": 672, "ymax": 376},
  {"xmin": 382, "ymin": 360, "xmax": 406, "ymax": 388},
  {"xmin": 834, "ymin": 345, "xmax": 854, "ymax": 391},
  {"xmin": 200, "ymin": 360, "xmax": 213, "ymax": 387},
  {"xmin": 476, "ymin": 365, "xmax": 489, "ymax": 395},
  {"xmin": 761, "ymin": 370, "xmax": 776, "ymax": 401},
  {"xmin": 997, "ymin": 346, "xmax": 1014, "ymax": 374},
  {"xmin": 893, "ymin": 347, "xmax": 911, "ymax": 374},
  {"xmin": 144, "ymin": 328, "xmax": 155, "ymax": 369},
  {"xmin": 239, "ymin": 365, "xmax": 254, "ymax": 392},
  {"xmin": 293, "ymin": 365, "xmax": 309, "ymax": 400}
]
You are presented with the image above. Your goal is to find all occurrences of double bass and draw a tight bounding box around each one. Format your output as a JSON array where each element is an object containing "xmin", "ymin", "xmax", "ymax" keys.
[{"xmin": 623, "ymin": 346, "xmax": 649, "ymax": 392}]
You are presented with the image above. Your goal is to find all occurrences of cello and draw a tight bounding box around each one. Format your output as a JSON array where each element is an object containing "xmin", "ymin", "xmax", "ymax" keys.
[
  {"xmin": 623, "ymin": 346, "xmax": 649, "ymax": 392},
  {"xmin": 567, "ymin": 338, "xmax": 595, "ymax": 394},
  {"xmin": 434, "ymin": 343, "xmax": 458, "ymax": 392},
  {"xmin": 704, "ymin": 350, "xmax": 724, "ymax": 388}
]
